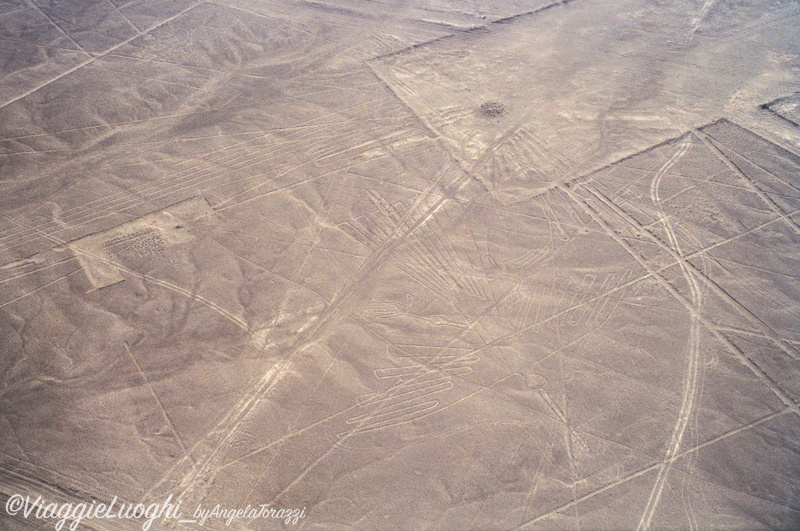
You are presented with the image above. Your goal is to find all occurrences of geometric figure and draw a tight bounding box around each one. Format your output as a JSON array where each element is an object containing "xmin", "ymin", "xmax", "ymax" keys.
[
  {"xmin": 764, "ymin": 92, "xmax": 800, "ymax": 127},
  {"xmin": 68, "ymin": 196, "xmax": 212, "ymax": 290}
]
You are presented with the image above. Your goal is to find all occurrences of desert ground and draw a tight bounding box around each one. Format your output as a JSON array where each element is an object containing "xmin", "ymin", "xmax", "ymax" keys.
[{"xmin": 1, "ymin": 0, "xmax": 800, "ymax": 529}]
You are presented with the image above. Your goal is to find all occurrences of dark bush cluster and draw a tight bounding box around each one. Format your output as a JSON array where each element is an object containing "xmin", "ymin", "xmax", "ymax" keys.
[{"xmin": 478, "ymin": 100, "xmax": 507, "ymax": 117}]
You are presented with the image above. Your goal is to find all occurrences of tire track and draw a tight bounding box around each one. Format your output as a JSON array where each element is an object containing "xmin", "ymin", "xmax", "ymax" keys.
[
  {"xmin": 515, "ymin": 180, "xmax": 800, "ymax": 529},
  {"xmin": 580, "ymin": 167, "xmax": 800, "ymax": 364},
  {"xmin": 513, "ymin": 407, "xmax": 794, "ymax": 529},
  {"xmin": 638, "ymin": 138, "xmax": 705, "ymax": 531},
  {"xmin": 560, "ymin": 182, "xmax": 799, "ymax": 412}
]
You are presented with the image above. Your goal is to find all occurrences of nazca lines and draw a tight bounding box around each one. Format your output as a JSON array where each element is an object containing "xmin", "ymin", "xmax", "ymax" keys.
[
  {"xmin": 535, "ymin": 122, "xmax": 800, "ymax": 529},
  {"xmin": 349, "ymin": 271, "xmax": 634, "ymax": 436},
  {"xmin": 0, "ymin": 89, "xmax": 409, "ymax": 259},
  {"xmin": 342, "ymin": 189, "xmax": 493, "ymax": 303},
  {"xmin": 0, "ymin": 198, "xmax": 250, "ymax": 331},
  {"xmin": 500, "ymin": 269, "xmax": 633, "ymax": 334},
  {"xmin": 488, "ymin": 126, "xmax": 575, "ymax": 183},
  {"xmin": 344, "ymin": 346, "xmax": 479, "ymax": 436},
  {"xmin": 342, "ymin": 190, "xmax": 492, "ymax": 435},
  {"xmin": 346, "ymin": 184, "xmax": 636, "ymax": 436}
]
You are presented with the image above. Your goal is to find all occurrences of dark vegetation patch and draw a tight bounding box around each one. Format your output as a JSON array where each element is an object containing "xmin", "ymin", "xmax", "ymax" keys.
[{"xmin": 478, "ymin": 100, "xmax": 507, "ymax": 118}]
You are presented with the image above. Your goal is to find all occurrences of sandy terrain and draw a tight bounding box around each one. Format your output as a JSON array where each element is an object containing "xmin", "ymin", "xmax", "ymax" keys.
[{"xmin": 1, "ymin": 0, "xmax": 800, "ymax": 529}]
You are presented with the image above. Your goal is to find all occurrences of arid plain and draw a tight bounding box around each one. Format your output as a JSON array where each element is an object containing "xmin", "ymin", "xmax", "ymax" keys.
[{"xmin": 1, "ymin": 0, "xmax": 800, "ymax": 529}]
